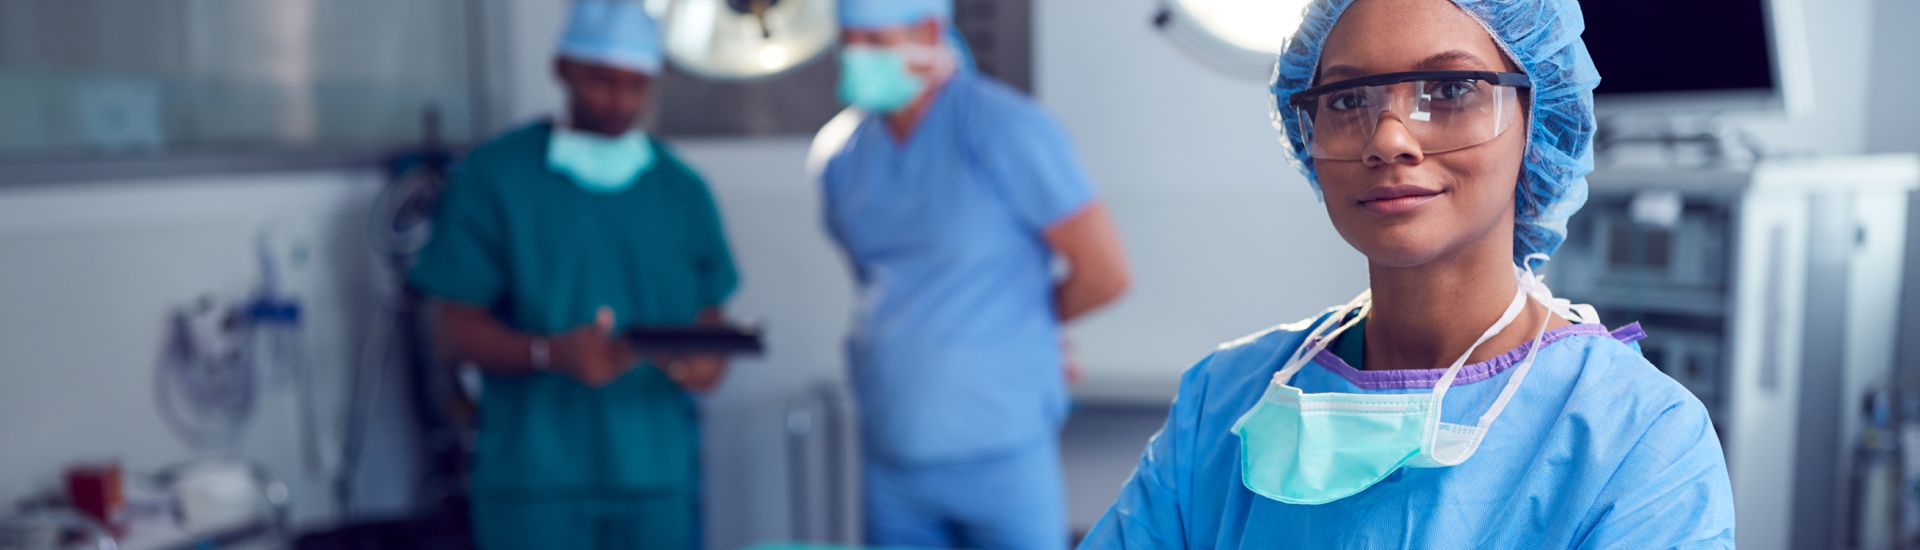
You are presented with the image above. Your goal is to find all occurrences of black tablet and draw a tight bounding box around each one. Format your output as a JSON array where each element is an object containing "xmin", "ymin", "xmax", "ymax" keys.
[{"xmin": 621, "ymin": 323, "xmax": 765, "ymax": 355}]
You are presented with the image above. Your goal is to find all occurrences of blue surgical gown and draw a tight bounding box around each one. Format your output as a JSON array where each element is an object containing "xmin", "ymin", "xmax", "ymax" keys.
[
  {"xmin": 1080, "ymin": 312, "xmax": 1736, "ymax": 548},
  {"xmin": 815, "ymin": 69, "xmax": 1095, "ymax": 465}
]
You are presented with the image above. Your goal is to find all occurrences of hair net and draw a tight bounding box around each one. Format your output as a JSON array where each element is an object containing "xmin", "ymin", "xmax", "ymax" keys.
[
  {"xmin": 557, "ymin": 0, "xmax": 663, "ymax": 75},
  {"xmin": 1270, "ymin": 0, "xmax": 1601, "ymax": 266},
  {"xmin": 838, "ymin": 0, "xmax": 953, "ymax": 29}
]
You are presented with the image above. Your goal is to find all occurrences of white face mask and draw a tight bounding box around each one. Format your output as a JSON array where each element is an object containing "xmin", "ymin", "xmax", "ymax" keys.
[
  {"xmin": 547, "ymin": 125, "xmax": 654, "ymax": 193},
  {"xmin": 1230, "ymin": 254, "xmax": 1598, "ymax": 505}
]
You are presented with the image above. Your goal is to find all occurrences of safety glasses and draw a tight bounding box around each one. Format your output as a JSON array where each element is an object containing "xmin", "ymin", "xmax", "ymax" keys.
[{"xmin": 1280, "ymin": 70, "xmax": 1531, "ymax": 161}]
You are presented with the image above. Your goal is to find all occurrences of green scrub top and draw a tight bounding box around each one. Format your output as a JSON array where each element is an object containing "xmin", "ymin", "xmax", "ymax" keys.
[{"xmin": 409, "ymin": 121, "xmax": 739, "ymax": 497}]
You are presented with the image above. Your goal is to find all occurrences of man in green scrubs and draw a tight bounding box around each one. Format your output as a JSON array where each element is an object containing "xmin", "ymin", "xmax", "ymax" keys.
[{"xmin": 408, "ymin": 2, "xmax": 737, "ymax": 548}]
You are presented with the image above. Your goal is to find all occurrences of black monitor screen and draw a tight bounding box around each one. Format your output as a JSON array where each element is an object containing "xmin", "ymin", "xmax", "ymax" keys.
[{"xmin": 1577, "ymin": 0, "xmax": 1777, "ymax": 95}]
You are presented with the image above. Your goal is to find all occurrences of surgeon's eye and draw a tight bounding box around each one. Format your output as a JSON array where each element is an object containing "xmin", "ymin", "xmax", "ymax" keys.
[
  {"xmin": 1325, "ymin": 90, "xmax": 1370, "ymax": 112},
  {"xmin": 1426, "ymin": 80, "xmax": 1480, "ymax": 102}
]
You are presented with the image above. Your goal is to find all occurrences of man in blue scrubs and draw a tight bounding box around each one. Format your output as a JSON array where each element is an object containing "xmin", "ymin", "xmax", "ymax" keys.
[{"xmin": 811, "ymin": 1, "xmax": 1132, "ymax": 548}]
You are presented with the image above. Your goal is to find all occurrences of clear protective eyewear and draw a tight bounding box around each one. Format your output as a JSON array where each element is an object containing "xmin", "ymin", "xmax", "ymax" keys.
[{"xmin": 1281, "ymin": 70, "xmax": 1532, "ymax": 161}]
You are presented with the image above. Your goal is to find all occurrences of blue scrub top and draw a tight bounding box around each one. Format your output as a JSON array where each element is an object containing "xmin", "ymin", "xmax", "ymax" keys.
[
  {"xmin": 1080, "ymin": 312, "xmax": 1736, "ymax": 548},
  {"xmin": 816, "ymin": 70, "xmax": 1096, "ymax": 465}
]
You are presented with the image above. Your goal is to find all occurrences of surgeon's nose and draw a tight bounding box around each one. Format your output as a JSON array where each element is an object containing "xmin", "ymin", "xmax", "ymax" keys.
[{"xmin": 1361, "ymin": 112, "xmax": 1424, "ymax": 168}]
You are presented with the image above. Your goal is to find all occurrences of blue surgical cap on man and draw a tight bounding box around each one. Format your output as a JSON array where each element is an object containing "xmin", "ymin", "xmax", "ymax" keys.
[
  {"xmin": 836, "ymin": 0, "xmax": 975, "ymax": 71},
  {"xmin": 838, "ymin": 0, "xmax": 953, "ymax": 30},
  {"xmin": 557, "ymin": 0, "xmax": 664, "ymax": 75},
  {"xmin": 1270, "ymin": 0, "xmax": 1602, "ymax": 266}
]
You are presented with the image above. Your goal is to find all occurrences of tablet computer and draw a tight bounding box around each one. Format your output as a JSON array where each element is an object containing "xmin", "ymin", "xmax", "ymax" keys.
[{"xmin": 621, "ymin": 323, "xmax": 765, "ymax": 355}]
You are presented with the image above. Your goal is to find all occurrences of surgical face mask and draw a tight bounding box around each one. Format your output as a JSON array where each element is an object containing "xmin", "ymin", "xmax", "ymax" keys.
[
  {"xmin": 1231, "ymin": 255, "xmax": 1596, "ymax": 505},
  {"xmin": 547, "ymin": 125, "xmax": 654, "ymax": 193},
  {"xmin": 838, "ymin": 43, "xmax": 942, "ymax": 113},
  {"xmin": 1285, "ymin": 70, "xmax": 1532, "ymax": 161}
]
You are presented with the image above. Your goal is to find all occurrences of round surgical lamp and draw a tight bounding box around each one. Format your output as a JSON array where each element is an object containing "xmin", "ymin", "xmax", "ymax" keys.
[
  {"xmin": 651, "ymin": 0, "xmax": 840, "ymax": 81},
  {"xmin": 1153, "ymin": 0, "xmax": 1308, "ymax": 80}
]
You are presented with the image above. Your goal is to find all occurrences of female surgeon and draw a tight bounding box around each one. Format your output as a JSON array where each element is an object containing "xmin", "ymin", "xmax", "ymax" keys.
[{"xmin": 1079, "ymin": 0, "xmax": 1735, "ymax": 547}]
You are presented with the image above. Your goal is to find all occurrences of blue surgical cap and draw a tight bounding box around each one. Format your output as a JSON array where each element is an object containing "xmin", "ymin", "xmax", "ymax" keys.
[
  {"xmin": 557, "ymin": 0, "xmax": 663, "ymax": 75},
  {"xmin": 1270, "ymin": 0, "xmax": 1602, "ymax": 266},
  {"xmin": 839, "ymin": 0, "xmax": 952, "ymax": 29},
  {"xmin": 837, "ymin": 0, "xmax": 974, "ymax": 70}
]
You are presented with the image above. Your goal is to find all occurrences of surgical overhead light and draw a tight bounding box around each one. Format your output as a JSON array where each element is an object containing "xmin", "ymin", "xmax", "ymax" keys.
[
  {"xmin": 653, "ymin": 0, "xmax": 840, "ymax": 81},
  {"xmin": 1153, "ymin": 0, "xmax": 1309, "ymax": 80}
]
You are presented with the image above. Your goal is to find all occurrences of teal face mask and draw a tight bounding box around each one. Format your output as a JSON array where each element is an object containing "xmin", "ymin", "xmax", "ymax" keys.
[
  {"xmin": 838, "ymin": 45, "xmax": 927, "ymax": 113},
  {"xmin": 1231, "ymin": 383, "xmax": 1432, "ymax": 505},
  {"xmin": 547, "ymin": 125, "xmax": 654, "ymax": 193},
  {"xmin": 1232, "ymin": 259, "xmax": 1587, "ymax": 505}
]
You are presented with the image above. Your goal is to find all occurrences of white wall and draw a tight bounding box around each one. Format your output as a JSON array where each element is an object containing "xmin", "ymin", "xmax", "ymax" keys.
[
  {"xmin": 482, "ymin": 0, "xmax": 568, "ymax": 133},
  {"xmin": 0, "ymin": 170, "xmax": 388, "ymax": 530},
  {"xmin": 1864, "ymin": 0, "xmax": 1920, "ymax": 157},
  {"xmin": 1866, "ymin": 0, "xmax": 1920, "ymax": 380}
]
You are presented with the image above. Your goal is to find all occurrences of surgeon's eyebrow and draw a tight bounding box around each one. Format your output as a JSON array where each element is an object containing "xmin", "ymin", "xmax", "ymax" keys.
[
  {"xmin": 1413, "ymin": 50, "xmax": 1494, "ymax": 71},
  {"xmin": 1319, "ymin": 50, "xmax": 1496, "ymax": 82}
]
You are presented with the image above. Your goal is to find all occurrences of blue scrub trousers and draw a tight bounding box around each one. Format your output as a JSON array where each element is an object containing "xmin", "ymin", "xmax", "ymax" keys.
[{"xmin": 863, "ymin": 440, "xmax": 1068, "ymax": 550}]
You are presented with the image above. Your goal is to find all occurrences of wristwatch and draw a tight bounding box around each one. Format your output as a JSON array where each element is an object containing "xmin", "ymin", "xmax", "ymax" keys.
[{"xmin": 530, "ymin": 338, "xmax": 552, "ymax": 371}]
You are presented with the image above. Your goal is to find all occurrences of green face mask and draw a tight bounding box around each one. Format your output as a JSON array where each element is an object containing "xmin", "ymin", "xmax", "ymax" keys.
[
  {"xmin": 547, "ymin": 125, "xmax": 654, "ymax": 193},
  {"xmin": 838, "ymin": 45, "xmax": 927, "ymax": 113},
  {"xmin": 1231, "ymin": 260, "xmax": 1577, "ymax": 505}
]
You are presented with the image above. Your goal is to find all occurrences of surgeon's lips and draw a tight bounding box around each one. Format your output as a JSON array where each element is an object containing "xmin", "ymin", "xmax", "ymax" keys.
[{"xmin": 1356, "ymin": 184, "xmax": 1444, "ymax": 215}]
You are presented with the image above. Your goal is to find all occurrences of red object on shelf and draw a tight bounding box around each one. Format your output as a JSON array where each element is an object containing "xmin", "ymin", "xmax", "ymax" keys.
[{"xmin": 64, "ymin": 461, "xmax": 124, "ymax": 533}]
